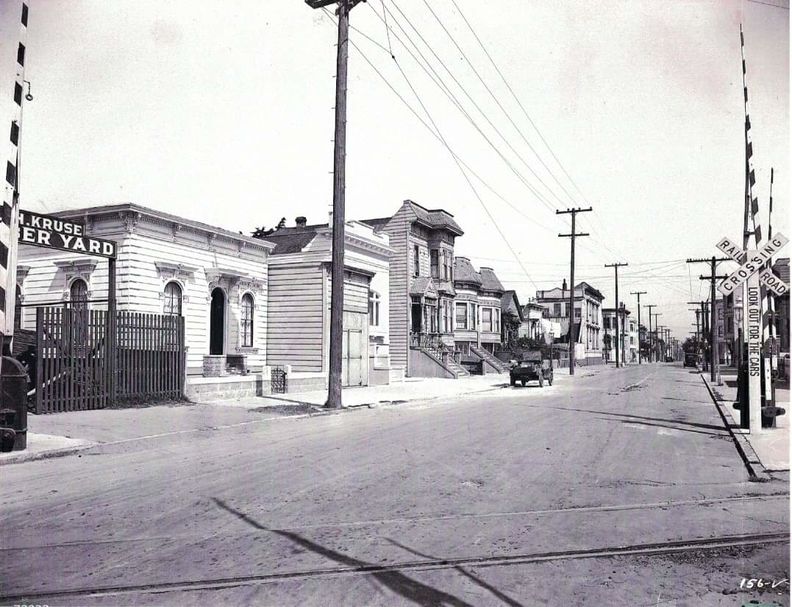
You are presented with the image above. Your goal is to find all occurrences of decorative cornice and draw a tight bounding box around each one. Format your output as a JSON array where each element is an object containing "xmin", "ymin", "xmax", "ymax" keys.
[
  {"xmin": 119, "ymin": 210, "xmax": 141, "ymax": 234},
  {"xmin": 54, "ymin": 259, "xmax": 99, "ymax": 274}
]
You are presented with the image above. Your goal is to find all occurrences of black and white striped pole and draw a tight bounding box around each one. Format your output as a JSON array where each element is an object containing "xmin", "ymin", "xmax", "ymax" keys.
[{"xmin": 0, "ymin": 1, "xmax": 29, "ymax": 357}]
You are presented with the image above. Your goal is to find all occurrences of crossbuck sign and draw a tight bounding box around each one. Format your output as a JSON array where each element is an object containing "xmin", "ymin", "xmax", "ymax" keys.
[
  {"xmin": 716, "ymin": 233, "xmax": 789, "ymax": 297},
  {"xmin": 714, "ymin": 232, "xmax": 789, "ymax": 433}
]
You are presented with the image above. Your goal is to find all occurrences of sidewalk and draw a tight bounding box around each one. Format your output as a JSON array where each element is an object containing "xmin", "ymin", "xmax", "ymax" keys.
[
  {"xmin": 200, "ymin": 373, "xmax": 512, "ymax": 410},
  {"xmin": 703, "ymin": 368, "xmax": 789, "ymax": 473},
  {"xmin": 0, "ymin": 373, "xmax": 513, "ymax": 465}
]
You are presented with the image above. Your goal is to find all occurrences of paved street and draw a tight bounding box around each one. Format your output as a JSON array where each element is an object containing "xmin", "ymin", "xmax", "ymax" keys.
[{"xmin": 1, "ymin": 364, "xmax": 789, "ymax": 606}]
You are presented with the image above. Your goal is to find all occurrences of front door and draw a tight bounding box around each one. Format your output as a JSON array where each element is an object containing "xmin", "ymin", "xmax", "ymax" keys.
[{"xmin": 209, "ymin": 287, "xmax": 225, "ymax": 355}]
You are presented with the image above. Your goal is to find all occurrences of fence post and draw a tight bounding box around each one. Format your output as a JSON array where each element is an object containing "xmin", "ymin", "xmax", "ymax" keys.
[{"xmin": 34, "ymin": 307, "xmax": 43, "ymax": 414}]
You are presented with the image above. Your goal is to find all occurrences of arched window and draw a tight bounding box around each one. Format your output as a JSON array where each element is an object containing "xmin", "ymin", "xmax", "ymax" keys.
[
  {"xmin": 163, "ymin": 282, "xmax": 183, "ymax": 316},
  {"xmin": 240, "ymin": 293, "xmax": 254, "ymax": 347},
  {"xmin": 70, "ymin": 278, "xmax": 88, "ymax": 310},
  {"xmin": 368, "ymin": 290, "xmax": 380, "ymax": 326}
]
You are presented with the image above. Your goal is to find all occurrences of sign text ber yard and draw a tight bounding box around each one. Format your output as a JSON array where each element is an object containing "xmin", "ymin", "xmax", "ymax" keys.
[{"xmin": 18, "ymin": 210, "xmax": 117, "ymax": 258}]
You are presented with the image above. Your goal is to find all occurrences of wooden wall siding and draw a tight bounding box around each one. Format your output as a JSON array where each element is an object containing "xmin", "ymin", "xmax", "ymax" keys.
[
  {"xmin": 325, "ymin": 272, "xmax": 369, "ymax": 315},
  {"xmin": 120, "ymin": 234, "xmax": 268, "ymax": 373},
  {"xmin": 381, "ymin": 204, "xmax": 414, "ymax": 370},
  {"xmin": 267, "ymin": 263, "xmax": 324, "ymax": 372},
  {"xmin": 19, "ymin": 230, "xmax": 269, "ymax": 375},
  {"xmin": 408, "ymin": 235, "xmax": 431, "ymax": 279}
]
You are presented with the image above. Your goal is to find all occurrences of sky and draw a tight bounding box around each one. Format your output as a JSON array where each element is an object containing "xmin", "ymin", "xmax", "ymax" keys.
[{"xmin": 2, "ymin": 0, "xmax": 789, "ymax": 339}]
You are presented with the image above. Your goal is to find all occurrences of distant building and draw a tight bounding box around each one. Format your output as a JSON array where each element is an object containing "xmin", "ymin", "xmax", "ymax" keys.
[
  {"xmin": 603, "ymin": 306, "xmax": 635, "ymax": 363},
  {"xmin": 536, "ymin": 280, "xmax": 604, "ymax": 365},
  {"xmin": 518, "ymin": 300, "xmax": 547, "ymax": 342}
]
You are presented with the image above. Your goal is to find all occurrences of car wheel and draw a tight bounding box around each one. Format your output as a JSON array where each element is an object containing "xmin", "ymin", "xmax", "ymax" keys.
[{"xmin": 510, "ymin": 378, "xmax": 516, "ymax": 386}]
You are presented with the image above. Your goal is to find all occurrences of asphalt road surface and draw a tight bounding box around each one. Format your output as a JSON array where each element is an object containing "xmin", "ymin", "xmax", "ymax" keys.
[{"xmin": 1, "ymin": 364, "xmax": 789, "ymax": 606}]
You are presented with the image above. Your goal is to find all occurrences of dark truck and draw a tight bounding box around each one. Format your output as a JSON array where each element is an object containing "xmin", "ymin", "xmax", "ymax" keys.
[{"xmin": 509, "ymin": 351, "xmax": 553, "ymax": 387}]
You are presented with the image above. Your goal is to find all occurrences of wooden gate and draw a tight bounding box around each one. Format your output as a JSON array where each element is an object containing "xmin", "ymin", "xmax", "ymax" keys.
[
  {"xmin": 34, "ymin": 307, "xmax": 185, "ymax": 414},
  {"xmin": 34, "ymin": 306, "xmax": 112, "ymax": 413}
]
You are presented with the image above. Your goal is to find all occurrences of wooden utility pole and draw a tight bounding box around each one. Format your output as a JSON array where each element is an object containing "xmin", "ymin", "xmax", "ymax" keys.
[
  {"xmin": 630, "ymin": 291, "xmax": 646, "ymax": 364},
  {"xmin": 557, "ymin": 207, "xmax": 592, "ymax": 375},
  {"xmin": 688, "ymin": 256, "xmax": 729, "ymax": 383},
  {"xmin": 644, "ymin": 304, "xmax": 656, "ymax": 362},
  {"xmin": 306, "ymin": 0, "xmax": 362, "ymax": 408},
  {"xmin": 650, "ymin": 312, "xmax": 662, "ymax": 361},
  {"xmin": 605, "ymin": 262, "xmax": 628, "ymax": 368}
]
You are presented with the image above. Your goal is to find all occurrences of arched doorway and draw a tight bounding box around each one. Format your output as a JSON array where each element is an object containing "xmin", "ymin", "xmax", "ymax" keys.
[{"xmin": 209, "ymin": 287, "xmax": 225, "ymax": 355}]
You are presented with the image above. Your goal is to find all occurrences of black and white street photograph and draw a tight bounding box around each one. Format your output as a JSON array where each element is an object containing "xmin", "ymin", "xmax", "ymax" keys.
[{"xmin": 0, "ymin": 1, "xmax": 789, "ymax": 605}]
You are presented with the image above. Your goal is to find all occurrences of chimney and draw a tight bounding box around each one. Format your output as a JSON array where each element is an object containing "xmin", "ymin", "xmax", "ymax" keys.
[
  {"xmin": 562, "ymin": 278, "xmax": 567, "ymax": 291},
  {"xmin": 295, "ymin": 216, "xmax": 307, "ymax": 228}
]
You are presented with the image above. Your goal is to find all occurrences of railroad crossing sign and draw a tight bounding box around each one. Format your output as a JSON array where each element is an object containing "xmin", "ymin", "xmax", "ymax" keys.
[
  {"xmin": 716, "ymin": 233, "xmax": 789, "ymax": 296},
  {"xmin": 714, "ymin": 232, "xmax": 788, "ymax": 434}
]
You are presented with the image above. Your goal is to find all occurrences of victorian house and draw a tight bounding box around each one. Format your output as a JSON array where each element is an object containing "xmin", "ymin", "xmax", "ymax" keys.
[
  {"xmin": 452, "ymin": 258, "xmax": 509, "ymax": 373},
  {"xmin": 362, "ymin": 200, "xmax": 466, "ymax": 378}
]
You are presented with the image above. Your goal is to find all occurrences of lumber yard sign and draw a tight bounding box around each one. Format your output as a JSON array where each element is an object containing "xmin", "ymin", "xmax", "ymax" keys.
[{"xmin": 18, "ymin": 210, "xmax": 117, "ymax": 258}]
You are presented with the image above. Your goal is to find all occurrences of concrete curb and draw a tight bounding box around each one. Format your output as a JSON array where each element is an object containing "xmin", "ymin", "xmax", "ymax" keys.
[
  {"xmin": 0, "ymin": 385, "xmax": 513, "ymax": 466},
  {"xmin": 699, "ymin": 374, "xmax": 770, "ymax": 482},
  {"xmin": 0, "ymin": 441, "xmax": 99, "ymax": 466}
]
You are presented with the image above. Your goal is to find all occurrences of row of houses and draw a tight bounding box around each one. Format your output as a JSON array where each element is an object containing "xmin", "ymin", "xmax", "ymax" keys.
[{"xmin": 14, "ymin": 199, "xmax": 636, "ymax": 399}]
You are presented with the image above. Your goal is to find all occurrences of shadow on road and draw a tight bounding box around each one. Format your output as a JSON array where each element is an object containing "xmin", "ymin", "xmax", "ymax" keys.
[
  {"xmin": 386, "ymin": 538, "xmax": 524, "ymax": 607},
  {"xmin": 211, "ymin": 497, "xmax": 474, "ymax": 606},
  {"xmin": 525, "ymin": 403, "xmax": 731, "ymax": 437}
]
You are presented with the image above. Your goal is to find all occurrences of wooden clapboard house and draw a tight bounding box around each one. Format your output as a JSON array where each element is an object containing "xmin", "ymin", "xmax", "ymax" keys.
[
  {"xmin": 17, "ymin": 203, "xmax": 273, "ymax": 402},
  {"xmin": 362, "ymin": 200, "xmax": 470, "ymax": 379},
  {"xmin": 260, "ymin": 216, "xmax": 393, "ymax": 390}
]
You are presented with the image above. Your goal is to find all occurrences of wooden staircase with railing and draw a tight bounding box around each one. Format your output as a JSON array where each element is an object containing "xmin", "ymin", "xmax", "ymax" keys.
[{"xmin": 470, "ymin": 344, "xmax": 510, "ymax": 373}]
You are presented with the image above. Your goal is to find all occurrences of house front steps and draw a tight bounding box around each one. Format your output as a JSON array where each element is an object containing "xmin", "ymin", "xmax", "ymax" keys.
[{"xmin": 470, "ymin": 345, "xmax": 510, "ymax": 373}]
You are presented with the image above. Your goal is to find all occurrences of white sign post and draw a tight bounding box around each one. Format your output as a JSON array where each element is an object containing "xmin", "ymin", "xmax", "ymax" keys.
[{"xmin": 716, "ymin": 232, "xmax": 789, "ymax": 434}]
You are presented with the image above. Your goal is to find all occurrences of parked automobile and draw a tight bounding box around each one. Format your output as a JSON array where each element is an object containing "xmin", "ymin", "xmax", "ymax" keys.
[
  {"xmin": 683, "ymin": 352, "xmax": 699, "ymax": 368},
  {"xmin": 510, "ymin": 351, "xmax": 553, "ymax": 387}
]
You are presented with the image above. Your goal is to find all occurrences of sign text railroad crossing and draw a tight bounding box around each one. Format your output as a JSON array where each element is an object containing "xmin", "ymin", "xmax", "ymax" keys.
[{"xmin": 716, "ymin": 233, "xmax": 789, "ymax": 297}]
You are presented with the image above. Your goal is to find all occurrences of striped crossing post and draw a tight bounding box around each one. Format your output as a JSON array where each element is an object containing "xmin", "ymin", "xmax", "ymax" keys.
[
  {"xmin": 1, "ymin": 0, "xmax": 28, "ymax": 351},
  {"xmin": 739, "ymin": 24, "xmax": 774, "ymax": 430}
]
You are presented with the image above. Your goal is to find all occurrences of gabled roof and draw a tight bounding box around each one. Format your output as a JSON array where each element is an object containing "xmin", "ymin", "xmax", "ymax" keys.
[
  {"xmin": 454, "ymin": 257, "xmax": 482, "ymax": 286},
  {"xmin": 359, "ymin": 217, "xmax": 391, "ymax": 230},
  {"xmin": 501, "ymin": 290, "xmax": 523, "ymax": 319},
  {"xmin": 479, "ymin": 267, "xmax": 505, "ymax": 294},
  {"xmin": 410, "ymin": 276, "xmax": 439, "ymax": 298},
  {"xmin": 260, "ymin": 225, "xmax": 323, "ymax": 255}
]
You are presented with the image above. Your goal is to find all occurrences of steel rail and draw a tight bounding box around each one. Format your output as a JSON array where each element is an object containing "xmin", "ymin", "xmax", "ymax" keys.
[
  {"xmin": 2, "ymin": 493, "xmax": 788, "ymax": 552},
  {"xmin": 2, "ymin": 531, "xmax": 788, "ymax": 603}
]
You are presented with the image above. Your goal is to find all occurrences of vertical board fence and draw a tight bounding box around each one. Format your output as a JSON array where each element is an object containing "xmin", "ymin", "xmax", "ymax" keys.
[
  {"xmin": 34, "ymin": 307, "xmax": 185, "ymax": 414},
  {"xmin": 116, "ymin": 311, "xmax": 184, "ymax": 401}
]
